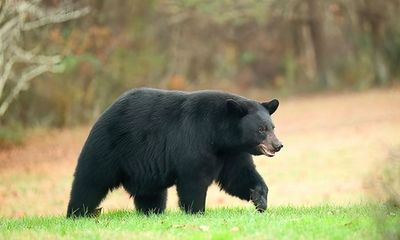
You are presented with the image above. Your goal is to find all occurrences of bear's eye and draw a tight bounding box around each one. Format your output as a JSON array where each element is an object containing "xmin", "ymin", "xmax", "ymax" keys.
[{"xmin": 258, "ymin": 127, "xmax": 266, "ymax": 133}]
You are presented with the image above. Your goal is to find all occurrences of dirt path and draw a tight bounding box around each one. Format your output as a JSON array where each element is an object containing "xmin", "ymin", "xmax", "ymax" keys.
[{"xmin": 1, "ymin": 88, "xmax": 400, "ymax": 217}]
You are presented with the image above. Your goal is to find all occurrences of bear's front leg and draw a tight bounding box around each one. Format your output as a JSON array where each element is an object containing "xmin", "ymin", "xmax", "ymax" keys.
[
  {"xmin": 176, "ymin": 179, "xmax": 209, "ymax": 214},
  {"xmin": 217, "ymin": 153, "xmax": 269, "ymax": 212},
  {"xmin": 250, "ymin": 185, "xmax": 268, "ymax": 212}
]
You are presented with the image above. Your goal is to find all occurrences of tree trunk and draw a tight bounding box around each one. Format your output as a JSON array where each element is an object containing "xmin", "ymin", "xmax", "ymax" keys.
[
  {"xmin": 306, "ymin": 0, "xmax": 329, "ymax": 88},
  {"xmin": 369, "ymin": 14, "xmax": 389, "ymax": 86},
  {"xmin": 359, "ymin": 0, "xmax": 389, "ymax": 86}
]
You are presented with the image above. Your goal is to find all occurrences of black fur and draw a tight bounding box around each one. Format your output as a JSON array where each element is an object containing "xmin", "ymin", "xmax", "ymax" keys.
[{"xmin": 67, "ymin": 88, "xmax": 280, "ymax": 217}]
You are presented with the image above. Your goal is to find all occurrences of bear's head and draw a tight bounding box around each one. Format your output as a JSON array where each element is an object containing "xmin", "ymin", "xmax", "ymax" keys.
[{"xmin": 225, "ymin": 98, "xmax": 283, "ymax": 157}]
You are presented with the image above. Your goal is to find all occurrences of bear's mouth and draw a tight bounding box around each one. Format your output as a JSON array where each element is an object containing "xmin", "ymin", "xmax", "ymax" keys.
[{"xmin": 257, "ymin": 143, "xmax": 276, "ymax": 157}]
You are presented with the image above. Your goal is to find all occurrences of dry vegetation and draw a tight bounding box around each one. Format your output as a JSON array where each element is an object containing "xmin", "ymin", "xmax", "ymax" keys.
[{"xmin": 1, "ymin": 87, "xmax": 400, "ymax": 218}]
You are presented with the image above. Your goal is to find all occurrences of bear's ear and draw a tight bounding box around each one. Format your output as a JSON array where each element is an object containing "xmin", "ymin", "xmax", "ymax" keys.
[
  {"xmin": 226, "ymin": 99, "xmax": 248, "ymax": 117},
  {"xmin": 262, "ymin": 99, "xmax": 279, "ymax": 115}
]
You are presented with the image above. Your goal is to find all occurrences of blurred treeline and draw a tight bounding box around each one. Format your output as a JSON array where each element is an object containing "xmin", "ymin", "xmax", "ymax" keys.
[{"xmin": 2, "ymin": 0, "xmax": 400, "ymax": 129}]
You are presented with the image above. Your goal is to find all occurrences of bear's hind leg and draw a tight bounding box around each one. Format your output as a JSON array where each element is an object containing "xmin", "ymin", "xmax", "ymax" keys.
[
  {"xmin": 134, "ymin": 190, "xmax": 167, "ymax": 215},
  {"xmin": 176, "ymin": 180, "xmax": 208, "ymax": 214}
]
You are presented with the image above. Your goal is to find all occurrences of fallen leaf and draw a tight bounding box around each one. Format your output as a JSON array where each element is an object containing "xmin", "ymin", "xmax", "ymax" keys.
[
  {"xmin": 231, "ymin": 226, "xmax": 240, "ymax": 232},
  {"xmin": 198, "ymin": 225, "xmax": 209, "ymax": 232},
  {"xmin": 171, "ymin": 224, "xmax": 186, "ymax": 228}
]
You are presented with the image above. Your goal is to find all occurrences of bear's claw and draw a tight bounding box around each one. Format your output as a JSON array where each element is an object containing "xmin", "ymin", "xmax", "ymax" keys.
[{"xmin": 250, "ymin": 188, "xmax": 267, "ymax": 212}]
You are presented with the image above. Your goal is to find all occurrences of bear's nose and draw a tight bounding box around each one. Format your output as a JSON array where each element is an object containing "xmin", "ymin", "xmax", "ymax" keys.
[{"xmin": 274, "ymin": 143, "xmax": 283, "ymax": 152}]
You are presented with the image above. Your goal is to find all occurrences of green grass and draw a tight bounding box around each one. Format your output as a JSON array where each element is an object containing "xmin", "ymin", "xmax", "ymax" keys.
[{"xmin": 1, "ymin": 205, "xmax": 399, "ymax": 240}]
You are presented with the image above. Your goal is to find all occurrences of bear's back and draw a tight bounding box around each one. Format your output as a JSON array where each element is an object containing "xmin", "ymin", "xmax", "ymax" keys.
[{"xmin": 117, "ymin": 88, "xmax": 247, "ymax": 124}]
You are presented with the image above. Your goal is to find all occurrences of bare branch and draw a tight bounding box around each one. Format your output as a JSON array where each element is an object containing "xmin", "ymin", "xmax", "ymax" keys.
[
  {"xmin": 0, "ymin": 64, "xmax": 55, "ymax": 117},
  {"xmin": 16, "ymin": 1, "xmax": 47, "ymax": 19},
  {"xmin": 23, "ymin": 6, "xmax": 90, "ymax": 31},
  {"xmin": 0, "ymin": 17, "xmax": 20, "ymax": 41},
  {"xmin": 0, "ymin": 0, "xmax": 12, "ymax": 24},
  {"xmin": 0, "ymin": 0, "xmax": 89, "ymax": 118},
  {"xmin": 12, "ymin": 46, "xmax": 61, "ymax": 65},
  {"xmin": 0, "ymin": 56, "xmax": 16, "ymax": 99}
]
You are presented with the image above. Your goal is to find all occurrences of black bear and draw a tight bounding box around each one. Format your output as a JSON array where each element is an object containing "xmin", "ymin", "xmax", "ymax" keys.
[{"xmin": 67, "ymin": 88, "xmax": 282, "ymax": 217}]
